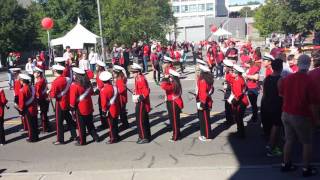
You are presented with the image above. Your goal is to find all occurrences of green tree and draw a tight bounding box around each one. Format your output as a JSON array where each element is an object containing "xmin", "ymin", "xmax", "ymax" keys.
[
  {"xmin": 40, "ymin": 0, "xmax": 99, "ymax": 39},
  {"xmin": 239, "ymin": 7, "xmax": 256, "ymax": 17},
  {"xmin": 101, "ymin": 0, "xmax": 175, "ymax": 46},
  {"xmin": 254, "ymin": 0, "xmax": 320, "ymax": 36},
  {"xmin": 0, "ymin": 0, "xmax": 41, "ymax": 62}
]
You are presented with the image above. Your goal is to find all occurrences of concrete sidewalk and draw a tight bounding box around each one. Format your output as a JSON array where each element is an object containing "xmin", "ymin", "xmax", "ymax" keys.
[{"xmin": 1, "ymin": 166, "xmax": 319, "ymax": 180}]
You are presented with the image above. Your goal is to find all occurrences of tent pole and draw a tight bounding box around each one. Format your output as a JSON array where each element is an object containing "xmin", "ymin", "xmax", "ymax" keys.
[
  {"xmin": 47, "ymin": 30, "xmax": 51, "ymax": 67},
  {"xmin": 97, "ymin": 0, "xmax": 106, "ymax": 63}
]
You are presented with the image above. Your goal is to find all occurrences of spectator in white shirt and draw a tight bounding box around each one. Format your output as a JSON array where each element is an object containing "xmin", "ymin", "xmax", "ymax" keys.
[
  {"xmin": 88, "ymin": 48, "xmax": 97, "ymax": 72},
  {"xmin": 78, "ymin": 53, "xmax": 90, "ymax": 71},
  {"xmin": 25, "ymin": 57, "xmax": 35, "ymax": 84}
]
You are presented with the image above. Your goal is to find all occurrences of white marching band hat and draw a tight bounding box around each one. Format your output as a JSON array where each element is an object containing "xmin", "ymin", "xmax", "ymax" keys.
[
  {"xmin": 96, "ymin": 60, "xmax": 106, "ymax": 67},
  {"xmin": 54, "ymin": 57, "xmax": 66, "ymax": 63},
  {"xmin": 52, "ymin": 64, "xmax": 65, "ymax": 71},
  {"xmin": 199, "ymin": 64, "xmax": 210, "ymax": 72},
  {"xmin": 163, "ymin": 56, "xmax": 173, "ymax": 62},
  {"xmin": 169, "ymin": 69, "xmax": 180, "ymax": 77},
  {"xmin": 196, "ymin": 59, "xmax": 207, "ymax": 65},
  {"xmin": 223, "ymin": 59, "xmax": 234, "ymax": 67},
  {"xmin": 19, "ymin": 73, "xmax": 31, "ymax": 81},
  {"xmin": 262, "ymin": 53, "xmax": 275, "ymax": 61},
  {"xmin": 34, "ymin": 67, "xmax": 44, "ymax": 73},
  {"xmin": 9, "ymin": 68, "xmax": 21, "ymax": 72},
  {"xmin": 130, "ymin": 63, "xmax": 143, "ymax": 71},
  {"xmin": 233, "ymin": 64, "xmax": 245, "ymax": 73},
  {"xmin": 113, "ymin": 65, "xmax": 125, "ymax": 72},
  {"xmin": 72, "ymin": 67, "xmax": 85, "ymax": 75},
  {"xmin": 99, "ymin": 71, "xmax": 112, "ymax": 81}
]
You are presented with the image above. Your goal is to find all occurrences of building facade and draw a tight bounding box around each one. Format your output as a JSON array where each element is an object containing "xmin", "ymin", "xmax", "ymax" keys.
[{"xmin": 169, "ymin": 0, "xmax": 230, "ymax": 42}]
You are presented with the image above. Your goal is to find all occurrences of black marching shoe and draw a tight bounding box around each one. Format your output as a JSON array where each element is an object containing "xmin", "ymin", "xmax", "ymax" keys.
[
  {"xmin": 302, "ymin": 166, "xmax": 318, "ymax": 177},
  {"xmin": 281, "ymin": 162, "xmax": 298, "ymax": 172},
  {"xmin": 52, "ymin": 141, "xmax": 65, "ymax": 145},
  {"xmin": 137, "ymin": 139, "xmax": 149, "ymax": 144}
]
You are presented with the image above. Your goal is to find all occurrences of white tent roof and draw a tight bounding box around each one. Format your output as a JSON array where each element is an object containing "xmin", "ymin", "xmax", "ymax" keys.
[
  {"xmin": 212, "ymin": 28, "xmax": 232, "ymax": 36},
  {"xmin": 208, "ymin": 28, "xmax": 232, "ymax": 41},
  {"xmin": 51, "ymin": 18, "xmax": 100, "ymax": 49}
]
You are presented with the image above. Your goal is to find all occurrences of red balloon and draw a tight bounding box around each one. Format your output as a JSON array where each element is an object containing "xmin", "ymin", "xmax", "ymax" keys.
[
  {"xmin": 211, "ymin": 25, "xmax": 217, "ymax": 32},
  {"xmin": 41, "ymin": 17, "xmax": 54, "ymax": 30}
]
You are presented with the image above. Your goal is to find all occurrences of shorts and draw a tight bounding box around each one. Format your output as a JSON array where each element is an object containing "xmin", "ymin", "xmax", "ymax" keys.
[{"xmin": 282, "ymin": 112, "xmax": 313, "ymax": 144}]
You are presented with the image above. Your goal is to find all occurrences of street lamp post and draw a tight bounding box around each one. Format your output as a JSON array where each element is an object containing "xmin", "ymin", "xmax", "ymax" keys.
[{"xmin": 97, "ymin": 0, "xmax": 106, "ymax": 62}]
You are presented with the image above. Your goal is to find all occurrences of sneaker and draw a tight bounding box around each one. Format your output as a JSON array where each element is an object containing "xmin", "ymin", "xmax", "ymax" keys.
[
  {"xmin": 302, "ymin": 166, "xmax": 318, "ymax": 177},
  {"xmin": 267, "ymin": 147, "xmax": 282, "ymax": 157},
  {"xmin": 281, "ymin": 162, "xmax": 298, "ymax": 172}
]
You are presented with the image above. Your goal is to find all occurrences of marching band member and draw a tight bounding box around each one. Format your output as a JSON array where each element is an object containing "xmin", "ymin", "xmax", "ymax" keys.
[
  {"xmin": 11, "ymin": 68, "xmax": 26, "ymax": 131},
  {"xmin": 246, "ymin": 59, "xmax": 261, "ymax": 122},
  {"xmin": 160, "ymin": 69, "xmax": 183, "ymax": 142},
  {"xmin": 18, "ymin": 74, "xmax": 38, "ymax": 142},
  {"xmin": 162, "ymin": 56, "xmax": 175, "ymax": 76},
  {"xmin": 262, "ymin": 54, "xmax": 274, "ymax": 79},
  {"xmin": 223, "ymin": 59, "xmax": 235, "ymax": 125},
  {"xmin": 34, "ymin": 67, "xmax": 50, "ymax": 133},
  {"xmin": 50, "ymin": 65, "xmax": 77, "ymax": 145},
  {"xmin": 130, "ymin": 63, "xmax": 151, "ymax": 144},
  {"xmin": 99, "ymin": 71, "xmax": 120, "ymax": 144},
  {"xmin": 113, "ymin": 65, "xmax": 129, "ymax": 129},
  {"xmin": 70, "ymin": 67, "xmax": 99, "ymax": 146},
  {"xmin": 0, "ymin": 88, "xmax": 8, "ymax": 146},
  {"xmin": 196, "ymin": 65, "xmax": 214, "ymax": 142},
  {"xmin": 95, "ymin": 60, "xmax": 108, "ymax": 130},
  {"xmin": 225, "ymin": 41, "xmax": 238, "ymax": 62},
  {"xmin": 55, "ymin": 57, "xmax": 72, "ymax": 79},
  {"xmin": 231, "ymin": 65, "xmax": 249, "ymax": 138}
]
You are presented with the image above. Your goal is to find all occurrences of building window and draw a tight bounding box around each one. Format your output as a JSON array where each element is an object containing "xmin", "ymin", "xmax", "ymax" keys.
[
  {"xmin": 189, "ymin": 4, "xmax": 198, "ymax": 12},
  {"xmin": 198, "ymin": 4, "xmax": 205, "ymax": 12},
  {"xmin": 172, "ymin": 6, "xmax": 180, "ymax": 13},
  {"xmin": 181, "ymin": 5, "xmax": 188, "ymax": 13},
  {"xmin": 206, "ymin": 3, "xmax": 214, "ymax": 11}
]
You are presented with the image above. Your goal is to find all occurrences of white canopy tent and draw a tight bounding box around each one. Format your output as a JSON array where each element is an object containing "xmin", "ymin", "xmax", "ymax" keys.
[
  {"xmin": 50, "ymin": 18, "xmax": 101, "ymax": 49},
  {"xmin": 208, "ymin": 28, "xmax": 232, "ymax": 41}
]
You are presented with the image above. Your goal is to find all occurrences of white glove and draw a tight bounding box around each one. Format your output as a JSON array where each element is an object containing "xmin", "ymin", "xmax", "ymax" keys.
[
  {"xmin": 196, "ymin": 102, "xmax": 203, "ymax": 110},
  {"xmin": 132, "ymin": 95, "xmax": 139, "ymax": 103}
]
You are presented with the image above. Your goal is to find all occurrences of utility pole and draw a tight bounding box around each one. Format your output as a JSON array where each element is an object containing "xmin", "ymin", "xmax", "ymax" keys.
[{"xmin": 97, "ymin": 0, "xmax": 106, "ymax": 62}]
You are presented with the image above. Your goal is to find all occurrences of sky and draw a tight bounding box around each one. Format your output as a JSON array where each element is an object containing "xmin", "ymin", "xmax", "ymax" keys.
[{"xmin": 229, "ymin": 0, "xmax": 264, "ymax": 5}]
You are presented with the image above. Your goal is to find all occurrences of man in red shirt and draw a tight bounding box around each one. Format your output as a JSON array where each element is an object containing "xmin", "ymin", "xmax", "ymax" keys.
[
  {"xmin": 50, "ymin": 65, "xmax": 77, "ymax": 145},
  {"xmin": 131, "ymin": 63, "xmax": 151, "ymax": 144},
  {"xmin": 279, "ymin": 55, "xmax": 318, "ymax": 177},
  {"xmin": 309, "ymin": 50, "xmax": 320, "ymax": 126},
  {"xmin": 143, "ymin": 43, "xmax": 150, "ymax": 73}
]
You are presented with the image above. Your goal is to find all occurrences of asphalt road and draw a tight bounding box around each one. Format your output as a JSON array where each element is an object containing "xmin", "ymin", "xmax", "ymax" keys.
[{"xmin": 0, "ymin": 64, "xmax": 319, "ymax": 180}]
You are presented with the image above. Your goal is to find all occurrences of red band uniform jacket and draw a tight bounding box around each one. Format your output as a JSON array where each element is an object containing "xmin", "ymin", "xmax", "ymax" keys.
[
  {"xmin": 69, "ymin": 83, "xmax": 94, "ymax": 116},
  {"xmin": 134, "ymin": 74, "xmax": 151, "ymax": 112}
]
